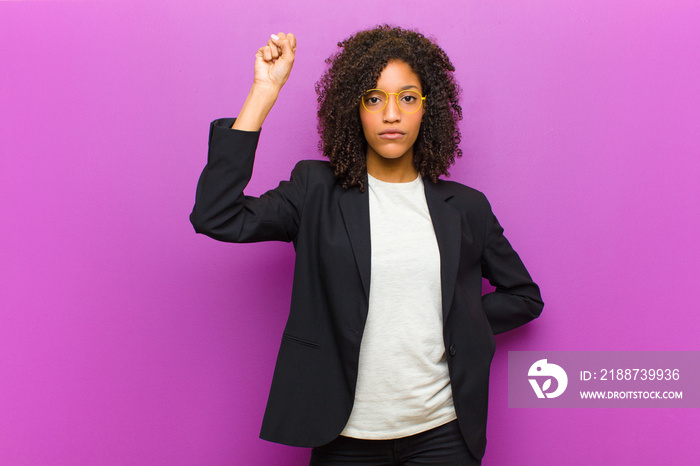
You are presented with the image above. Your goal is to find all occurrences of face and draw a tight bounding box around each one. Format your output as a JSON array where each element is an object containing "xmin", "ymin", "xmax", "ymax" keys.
[{"xmin": 359, "ymin": 60, "xmax": 424, "ymax": 169}]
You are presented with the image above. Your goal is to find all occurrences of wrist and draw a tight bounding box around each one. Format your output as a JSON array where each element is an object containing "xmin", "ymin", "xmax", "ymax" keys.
[
  {"xmin": 232, "ymin": 84, "xmax": 279, "ymax": 131},
  {"xmin": 249, "ymin": 82, "xmax": 281, "ymax": 102}
]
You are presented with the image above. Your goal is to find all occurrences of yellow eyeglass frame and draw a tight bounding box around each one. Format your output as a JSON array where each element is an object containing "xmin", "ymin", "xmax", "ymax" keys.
[{"xmin": 361, "ymin": 89, "xmax": 426, "ymax": 114}]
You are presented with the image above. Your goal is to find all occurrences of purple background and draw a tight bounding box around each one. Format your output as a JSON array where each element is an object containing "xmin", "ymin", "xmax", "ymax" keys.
[{"xmin": 2, "ymin": 1, "xmax": 699, "ymax": 464}]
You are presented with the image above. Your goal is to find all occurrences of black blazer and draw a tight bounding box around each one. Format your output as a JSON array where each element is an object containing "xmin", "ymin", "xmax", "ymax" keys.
[{"xmin": 190, "ymin": 118, "xmax": 543, "ymax": 459}]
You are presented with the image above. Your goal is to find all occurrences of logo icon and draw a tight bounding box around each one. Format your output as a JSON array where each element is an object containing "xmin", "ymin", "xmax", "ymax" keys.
[{"xmin": 528, "ymin": 359, "xmax": 568, "ymax": 398}]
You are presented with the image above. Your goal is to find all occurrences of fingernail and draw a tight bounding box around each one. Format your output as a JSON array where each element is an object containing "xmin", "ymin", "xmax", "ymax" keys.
[{"xmin": 271, "ymin": 34, "xmax": 279, "ymax": 40}]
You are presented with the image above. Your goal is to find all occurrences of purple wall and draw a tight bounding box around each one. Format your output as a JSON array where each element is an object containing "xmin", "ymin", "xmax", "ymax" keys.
[{"xmin": 2, "ymin": 1, "xmax": 698, "ymax": 464}]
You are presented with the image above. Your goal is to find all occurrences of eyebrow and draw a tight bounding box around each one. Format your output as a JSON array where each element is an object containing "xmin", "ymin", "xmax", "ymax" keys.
[{"xmin": 369, "ymin": 84, "xmax": 421, "ymax": 93}]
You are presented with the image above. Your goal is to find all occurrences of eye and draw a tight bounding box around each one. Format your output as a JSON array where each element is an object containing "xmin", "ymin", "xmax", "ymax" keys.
[
  {"xmin": 362, "ymin": 90, "xmax": 386, "ymax": 107},
  {"xmin": 399, "ymin": 91, "xmax": 422, "ymax": 106}
]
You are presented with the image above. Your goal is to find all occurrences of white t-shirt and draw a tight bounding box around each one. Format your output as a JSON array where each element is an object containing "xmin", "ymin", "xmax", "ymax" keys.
[{"xmin": 340, "ymin": 174, "xmax": 457, "ymax": 439}]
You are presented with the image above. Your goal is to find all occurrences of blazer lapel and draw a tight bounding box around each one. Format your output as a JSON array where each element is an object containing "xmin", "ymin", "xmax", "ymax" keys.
[
  {"xmin": 338, "ymin": 187, "xmax": 371, "ymax": 302},
  {"xmin": 424, "ymin": 180, "xmax": 463, "ymax": 324},
  {"xmin": 338, "ymin": 179, "xmax": 466, "ymax": 324}
]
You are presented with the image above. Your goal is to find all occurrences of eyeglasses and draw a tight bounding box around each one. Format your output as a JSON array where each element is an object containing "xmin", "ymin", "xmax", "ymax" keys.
[{"xmin": 361, "ymin": 89, "xmax": 426, "ymax": 114}]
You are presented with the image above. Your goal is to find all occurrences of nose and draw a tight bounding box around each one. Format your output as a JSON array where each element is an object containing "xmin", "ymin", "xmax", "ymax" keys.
[{"xmin": 383, "ymin": 96, "xmax": 401, "ymax": 123}]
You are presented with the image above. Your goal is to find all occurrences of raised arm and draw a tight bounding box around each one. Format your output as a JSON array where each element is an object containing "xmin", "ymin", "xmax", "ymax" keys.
[{"xmin": 190, "ymin": 32, "xmax": 306, "ymax": 244}]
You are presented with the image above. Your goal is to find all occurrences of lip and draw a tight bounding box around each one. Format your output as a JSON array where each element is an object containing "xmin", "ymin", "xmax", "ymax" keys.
[{"xmin": 378, "ymin": 129, "xmax": 406, "ymax": 140}]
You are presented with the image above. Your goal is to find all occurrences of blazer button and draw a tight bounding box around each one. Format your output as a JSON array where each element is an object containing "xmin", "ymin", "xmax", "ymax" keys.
[{"xmin": 449, "ymin": 344, "xmax": 457, "ymax": 356}]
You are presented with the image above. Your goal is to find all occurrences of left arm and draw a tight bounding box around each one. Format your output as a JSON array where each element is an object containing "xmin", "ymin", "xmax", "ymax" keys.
[{"xmin": 480, "ymin": 197, "xmax": 544, "ymax": 334}]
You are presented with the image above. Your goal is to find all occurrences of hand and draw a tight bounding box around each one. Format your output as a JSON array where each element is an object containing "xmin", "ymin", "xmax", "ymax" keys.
[
  {"xmin": 232, "ymin": 32, "xmax": 297, "ymax": 131},
  {"xmin": 253, "ymin": 32, "xmax": 297, "ymax": 92}
]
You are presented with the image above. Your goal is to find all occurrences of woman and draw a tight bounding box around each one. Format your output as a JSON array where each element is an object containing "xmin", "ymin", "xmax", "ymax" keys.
[{"xmin": 191, "ymin": 26, "xmax": 543, "ymax": 465}]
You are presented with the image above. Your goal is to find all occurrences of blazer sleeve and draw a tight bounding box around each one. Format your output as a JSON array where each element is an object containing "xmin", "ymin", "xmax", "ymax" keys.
[
  {"xmin": 480, "ymin": 196, "xmax": 544, "ymax": 334},
  {"xmin": 189, "ymin": 118, "xmax": 307, "ymax": 243}
]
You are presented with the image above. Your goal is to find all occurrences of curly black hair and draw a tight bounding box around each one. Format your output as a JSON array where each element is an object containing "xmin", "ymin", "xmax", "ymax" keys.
[{"xmin": 316, "ymin": 25, "xmax": 463, "ymax": 192}]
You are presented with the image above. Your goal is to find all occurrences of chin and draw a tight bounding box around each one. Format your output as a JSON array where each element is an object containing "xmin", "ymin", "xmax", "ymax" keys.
[
  {"xmin": 377, "ymin": 153, "xmax": 407, "ymax": 160},
  {"xmin": 372, "ymin": 146, "xmax": 412, "ymax": 160},
  {"xmin": 382, "ymin": 151, "xmax": 413, "ymax": 161}
]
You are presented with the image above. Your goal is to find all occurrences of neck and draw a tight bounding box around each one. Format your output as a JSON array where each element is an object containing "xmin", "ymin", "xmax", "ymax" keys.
[{"xmin": 366, "ymin": 152, "xmax": 419, "ymax": 183}]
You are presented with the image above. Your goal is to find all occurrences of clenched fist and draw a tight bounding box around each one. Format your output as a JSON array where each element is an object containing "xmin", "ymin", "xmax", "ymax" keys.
[{"xmin": 253, "ymin": 32, "xmax": 297, "ymax": 92}]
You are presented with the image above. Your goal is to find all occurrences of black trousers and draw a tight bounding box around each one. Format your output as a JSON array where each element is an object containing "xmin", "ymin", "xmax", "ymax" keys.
[{"xmin": 309, "ymin": 420, "xmax": 481, "ymax": 465}]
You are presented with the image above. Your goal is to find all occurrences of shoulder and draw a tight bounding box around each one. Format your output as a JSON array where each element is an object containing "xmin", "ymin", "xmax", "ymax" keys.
[
  {"xmin": 430, "ymin": 178, "xmax": 497, "ymax": 236},
  {"xmin": 293, "ymin": 159, "xmax": 333, "ymax": 173},
  {"xmin": 431, "ymin": 178, "xmax": 491, "ymax": 210},
  {"xmin": 291, "ymin": 159, "xmax": 338, "ymax": 186}
]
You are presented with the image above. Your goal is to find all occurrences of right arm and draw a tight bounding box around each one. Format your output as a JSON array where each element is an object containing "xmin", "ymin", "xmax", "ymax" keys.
[{"xmin": 190, "ymin": 33, "xmax": 304, "ymax": 243}]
